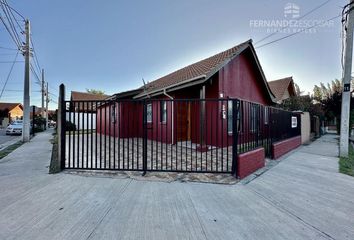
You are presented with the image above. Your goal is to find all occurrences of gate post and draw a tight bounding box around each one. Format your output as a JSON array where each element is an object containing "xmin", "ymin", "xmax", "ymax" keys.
[
  {"xmin": 231, "ymin": 99, "xmax": 239, "ymax": 177},
  {"xmin": 57, "ymin": 84, "xmax": 66, "ymax": 170},
  {"xmin": 142, "ymin": 100, "xmax": 147, "ymax": 176}
]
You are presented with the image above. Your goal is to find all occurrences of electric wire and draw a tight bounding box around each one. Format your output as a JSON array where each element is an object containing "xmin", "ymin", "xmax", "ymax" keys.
[
  {"xmin": 255, "ymin": 0, "xmax": 333, "ymax": 45},
  {"xmin": 256, "ymin": 14, "xmax": 341, "ymax": 49},
  {"xmin": 0, "ymin": 50, "xmax": 19, "ymax": 99}
]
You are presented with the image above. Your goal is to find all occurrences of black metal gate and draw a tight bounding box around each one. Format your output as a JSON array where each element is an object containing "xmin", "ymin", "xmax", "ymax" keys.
[{"xmin": 59, "ymin": 87, "xmax": 301, "ymax": 177}]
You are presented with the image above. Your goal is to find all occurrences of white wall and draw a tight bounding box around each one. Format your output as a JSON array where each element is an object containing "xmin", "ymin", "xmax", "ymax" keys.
[
  {"xmin": 66, "ymin": 112, "xmax": 96, "ymax": 130},
  {"xmin": 301, "ymin": 112, "xmax": 311, "ymax": 144}
]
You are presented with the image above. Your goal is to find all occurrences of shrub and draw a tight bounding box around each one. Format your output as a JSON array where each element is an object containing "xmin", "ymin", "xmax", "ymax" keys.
[{"xmin": 65, "ymin": 121, "xmax": 76, "ymax": 131}]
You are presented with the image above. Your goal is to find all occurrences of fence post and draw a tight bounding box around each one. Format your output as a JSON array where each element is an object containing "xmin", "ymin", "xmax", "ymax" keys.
[
  {"xmin": 32, "ymin": 105, "xmax": 35, "ymax": 137},
  {"xmin": 57, "ymin": 84, "xmax": 66, "ymax": 170},
  {"xmin": 231, "ymin": 99, "xmax": 239, "ymax": 177},
  {"xmin": 142, "ymin": 100, "xmax": 147, "ymax": 176}
]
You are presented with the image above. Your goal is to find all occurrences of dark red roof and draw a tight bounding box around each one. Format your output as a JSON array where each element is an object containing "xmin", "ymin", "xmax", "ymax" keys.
[
  {"xmin": 268, "ymin": 77, "xmax": 296, "ymax": 102},
  {"xmin": 135, "ymin": 39, "xmax": 274, "ymax": 99}
]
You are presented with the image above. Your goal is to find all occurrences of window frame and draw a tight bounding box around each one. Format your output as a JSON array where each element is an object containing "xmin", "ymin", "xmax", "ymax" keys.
[
  {"xmin": 227, "ymin": 100, "xmax": 242, "ymax": 134},
  {"xmin": 146, "ymin": 103, "xmax": 152, "ymax": 123},
  {"xmin": 111, "ymin": 104, "xmax": 116, "ymax": 124},
  {"xmin": 160, "ymin": 101, "xmax": 167, "ymax": 123}
]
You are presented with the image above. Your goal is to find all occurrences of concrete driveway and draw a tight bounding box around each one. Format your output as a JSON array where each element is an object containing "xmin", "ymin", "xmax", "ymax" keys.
[{"xmin": 0, "ymin": 132, "xmax": 353, "ymax": 240}]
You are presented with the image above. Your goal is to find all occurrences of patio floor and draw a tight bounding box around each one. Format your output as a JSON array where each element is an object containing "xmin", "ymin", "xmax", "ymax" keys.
[{"xmin": 65, "ymin": 134, "xmax": 233, "ymax": 173}]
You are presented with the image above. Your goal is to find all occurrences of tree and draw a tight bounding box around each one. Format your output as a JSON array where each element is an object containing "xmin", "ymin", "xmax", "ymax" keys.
[
  {"xmin": 313, "ymin": 79, "xmax": 343, "ymax": 121},
  {"xmin": 279, "ymin": 83, "xmax": 323, "ymax": 118},
  {"xmin": 279, "ymin": 95, "xmax": 323, "ymax": 118},
  {"xmin": 86, "ymin": 89, "xmax": 105, "ymax": 95},
  {"xmin": 312, "ymin": 79, "xmax": 354, "ymax": 133}
]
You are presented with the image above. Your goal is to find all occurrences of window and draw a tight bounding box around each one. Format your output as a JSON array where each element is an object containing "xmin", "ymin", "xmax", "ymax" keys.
[
  {"xmin": 160, "ymin": 101, "xmax": 167, "ymax": 123},
  {"xmin": 264, "ymin": 107, "xmax": 269, "ymax": 125},
  {"xmin": 227, "ymin": 100, "xmax": 242, "ymax": 134},
  {"xmin": 146, "ymin": 103, "xmax": 152, "ymax": 123},
  {"xmin": 111, "ymin": 104, "xmax": 116, "ymax": 123},
  {"xmin": 227, "ymin": 101, "xmax": 233, "ymax": 133},
  {"xmin": 251, "ymin": 104, "xmax": 258, "ymax": 132}
]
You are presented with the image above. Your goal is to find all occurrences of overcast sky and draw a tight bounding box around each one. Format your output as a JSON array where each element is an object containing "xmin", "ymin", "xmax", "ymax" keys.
[{"xmin": 0, "ymin": 0, "xmax": 347, "ymax": 109}]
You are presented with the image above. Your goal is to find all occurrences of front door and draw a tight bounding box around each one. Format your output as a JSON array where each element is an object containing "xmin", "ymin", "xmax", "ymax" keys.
[{"xmin": 176, "ymin": 101, "xmax": 190, "ymax": 141}]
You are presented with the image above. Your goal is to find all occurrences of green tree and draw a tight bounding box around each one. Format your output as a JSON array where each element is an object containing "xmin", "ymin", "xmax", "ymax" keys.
[
  {"xmin": 86, "ymin": 89, "xmax": 105, "ymax": 95},
  {"xmin": 312, "ymin": 79, "xmax": 354, "ymax": 133}
]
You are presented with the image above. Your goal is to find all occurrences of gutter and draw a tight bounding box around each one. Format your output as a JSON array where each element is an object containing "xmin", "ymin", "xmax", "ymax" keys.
[{"xmin": 163, "ymin": 89, "xmax": 174, "ymax": 144}]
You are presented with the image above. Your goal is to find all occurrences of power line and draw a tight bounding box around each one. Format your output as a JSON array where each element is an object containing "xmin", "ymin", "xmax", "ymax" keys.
[
  {"xmin": 0, "ymin": 1, "xmax": 22, "ymax": 47},
  {"xmin": 49, "ymin": 91, "xmax": 58, "ymax": 97},
  {"xmin": 0, "ymin": 46, "xmax": 17, "ymax": 50},
  {"xmin": 255, "ymin": 14, "xmax": 341, "ymax": 49},
  {"xmin": 1, "ymin": 89, "xmax": 41, "ymax": 92},
  {"xmin": 0, "ymin": 15, "xmax": 21, "ymax": 49},
  {"xmin": 0, "ymin": 0, "xmax": 25, "ymax": 20},
  {"xmin": 255, "ymin": 0, "xmax": 333, "ymax": 45},
  {"xmin": 0, "ymin": 50, "xmax": 19, "ymax": 100},
  {"xmin": 0, "ymin": 60, "xmax": 23, "ymax": 63},
  {"xmin": 30, "ymin": 63, "xmax": 41, "ymax": 85},
  {"xmin": 3, "ymin": 0, "xmax": 24, "ymax": 32},
  {"xmin": 30, "ymin": 35, "xmax": 41, "ymax": 73}
]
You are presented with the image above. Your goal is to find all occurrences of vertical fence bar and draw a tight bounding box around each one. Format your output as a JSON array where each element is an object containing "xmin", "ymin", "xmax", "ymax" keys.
[
  {"xmin": 109, "ymin": 101, "xmax": 112, "ymax": 169},
  {"xmin": 58, "ymin": 84, "xmax": 66, "ymax": 170},
  {"xmin": 68, "ymin": 102, "xmax": 71, "ymax": 168},
  {"xmin": 91, "ymin": 101, "xmax": 93, "ymax": 169},
  {"xmin": 142, "ymin": 100, "xmax": 147, "ymax": 175},
  {"xmin": 118, "ymin": 102, "xmax": 121, "ymax": 169},
  {"xmin": 113, "ymin": 102, "xmax": 116, "ymax": 169},
  {"xmin": 86, "ymin": 102, "xmax": 89, "ymax": 168},
  {"xmin": 82, "ymin": 102, "xmax": 85, "ymax": 168},
  {"xmin": 231, "ymin": 99, "xmax": 239, "ymax": 177},
  {"xmin": 72, "ymin": 102, "xmax": 76, "ymax": 168}
]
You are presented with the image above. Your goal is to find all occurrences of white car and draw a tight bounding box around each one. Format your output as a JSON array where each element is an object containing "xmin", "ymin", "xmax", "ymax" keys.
[{"xmin": 6, "ymin": 120, "xmax": 23, "ymax": 135}]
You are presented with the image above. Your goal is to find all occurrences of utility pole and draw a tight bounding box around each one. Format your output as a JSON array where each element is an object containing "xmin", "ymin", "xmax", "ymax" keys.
[
  {"xmin": 22, "ymin": 19, "xmax": 31, "ymax": 142},
  {"xmin": 46, "ymin": 81, "xmax": 49, "ymax": 129},
  {"xmin": 340, "ymin": 0, "xmax": 354, "ymax": 157},
  {"xmin": 41, "ymin": 69, "xmax": 45, "ymax": 118}
]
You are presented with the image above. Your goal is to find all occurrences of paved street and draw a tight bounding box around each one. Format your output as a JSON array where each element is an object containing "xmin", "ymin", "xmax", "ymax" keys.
[
  {"xmin": 0, "ymin": 131, "xmax": 353, "ymax": 240},
  {"xmin": 0, "ymin": 129, "xmax": 20, "ymax": 148}
]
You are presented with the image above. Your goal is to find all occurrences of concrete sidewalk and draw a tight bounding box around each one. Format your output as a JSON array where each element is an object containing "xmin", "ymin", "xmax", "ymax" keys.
[{"xmin": 0, "ymin": 132, "xmax": 353, "ymax": 240}]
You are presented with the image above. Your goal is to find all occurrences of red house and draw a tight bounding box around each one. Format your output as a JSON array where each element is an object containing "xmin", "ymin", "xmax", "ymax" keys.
[{"xmin": 97, "ymin": 39, "xmax": 276, "ymax": 149}]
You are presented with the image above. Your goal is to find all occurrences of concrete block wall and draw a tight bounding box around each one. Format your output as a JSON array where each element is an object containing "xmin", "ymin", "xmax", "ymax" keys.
[
  {"xmin": 237, "ymin": 147, "xmax": 265, "ymax": 179},
  {"xmin": 301, "ymin": 112, "xmax": 311, "ymax": 144},
  {"xmin": 272, "ymin": 136, "xmax": 301, "ymax": 159}
]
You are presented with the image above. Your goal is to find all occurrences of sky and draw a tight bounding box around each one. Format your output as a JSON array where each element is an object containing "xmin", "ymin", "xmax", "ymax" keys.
[{"xmin": 0, "ymin": 0, "xmax": 347, "ymax": 109}]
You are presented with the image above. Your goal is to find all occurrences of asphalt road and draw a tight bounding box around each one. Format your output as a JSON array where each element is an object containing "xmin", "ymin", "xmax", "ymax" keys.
[{"xmin": 0, "ymin": 129, "xmax": 19, "ymax": 145}]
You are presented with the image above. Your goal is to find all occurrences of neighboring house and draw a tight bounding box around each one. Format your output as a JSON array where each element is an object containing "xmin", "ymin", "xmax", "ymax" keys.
[
  {"xmin": 268, "ymin": 77, "xmax": 297, "ymax": 104},
  {"xmin": 0, "ymin": 103, "xmax": 23, "ymax": 127},
  {"xmin": 70, "ymin": 91, "xmax": 109, "ymax": 112},
  {"xmin": 69, "ymin": 91, "xmax": 109, "ymax": 129},
  {"xmin": 96, "ymin": 39, "xmax": 277, "ymax": 146}
]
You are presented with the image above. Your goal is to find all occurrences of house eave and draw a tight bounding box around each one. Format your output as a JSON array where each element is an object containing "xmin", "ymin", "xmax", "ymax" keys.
[{"xmin": 133, "ymin": 75, "xmax": 207, "ymax": 99}]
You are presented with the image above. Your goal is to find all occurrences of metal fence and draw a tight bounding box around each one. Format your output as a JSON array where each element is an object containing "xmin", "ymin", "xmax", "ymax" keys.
[{"xmin": 59, "ymin": 93, "xmax": 301, "ymax": 177}]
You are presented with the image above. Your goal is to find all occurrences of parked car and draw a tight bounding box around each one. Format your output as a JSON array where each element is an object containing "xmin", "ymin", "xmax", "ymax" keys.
[
  {"xmin": 6, "ymin": 120, "xmax": 23, "ymax": 135},
  {"xmin": 48, "ymin": 120, "xmax": 56, "ymax": 128}
]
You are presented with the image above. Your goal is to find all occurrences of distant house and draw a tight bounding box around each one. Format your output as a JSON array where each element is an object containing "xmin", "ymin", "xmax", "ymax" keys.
[
  {"xmin": 0, "ymin": 102, "xmax": 23, "ymax": 127},
  {"xmin": 97, "ymin": 39, "xmax": 277, "ymax": 146},
  {"xmin": 69, "ymin": 91, "xmax": 109, "ymax": 130},
  {"xmin": 70, "ymin": 91, "xmax": 109, "ymax": 112},
  {"xmin": 268, "ymin": 77, "xmax": 296, "ymax": 104}
]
